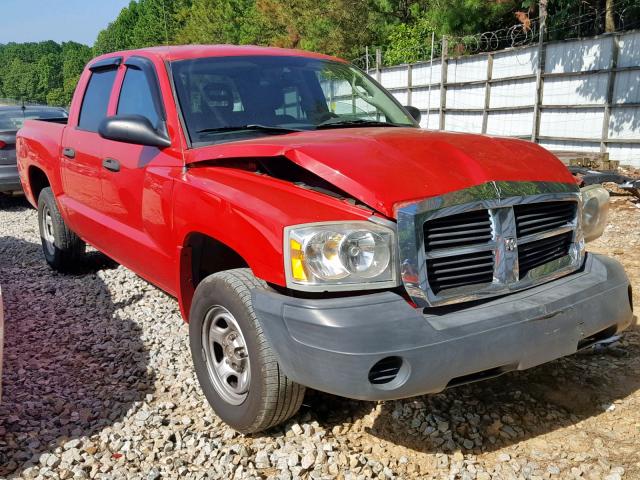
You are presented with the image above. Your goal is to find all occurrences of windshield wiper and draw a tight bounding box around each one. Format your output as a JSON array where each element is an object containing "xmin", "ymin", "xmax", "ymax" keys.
[
  {"xmin": 315, "ymin": 118, "xmax": 400, "ymax": 129},
  {"xmin": 197, "ymin": 124, "xmax": 304, "ymax": 135}
]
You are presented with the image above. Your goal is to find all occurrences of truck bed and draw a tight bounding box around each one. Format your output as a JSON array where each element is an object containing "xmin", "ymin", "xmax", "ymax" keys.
[{"xmin": 16, "ymin": 119, "xmax": 67, "ymax": 206}]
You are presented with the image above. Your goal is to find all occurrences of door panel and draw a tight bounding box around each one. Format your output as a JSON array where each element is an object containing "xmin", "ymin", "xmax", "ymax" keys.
[
  {"xmin": 60, "ymin": 128, "xmax": 105, "ymax": 236},
  {"xmin": 97, "ymin": 58, "xmax": 179, "ymax": 293},
  {"xmin": 59, "ymin": 66, "xmax": 119, "ymax": 240}
]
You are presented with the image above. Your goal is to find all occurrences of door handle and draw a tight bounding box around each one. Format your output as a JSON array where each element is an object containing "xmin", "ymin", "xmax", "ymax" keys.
[
  {"xmin": 102, "ymin": 158, "xmax": 120, "ymax": 172},
  {"xmin": 62, "ymin": 147, "xmax": 75, "ymax": 159}
]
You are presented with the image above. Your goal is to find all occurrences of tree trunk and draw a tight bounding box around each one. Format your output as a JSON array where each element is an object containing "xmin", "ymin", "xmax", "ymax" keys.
[{"xmin": 605, "ymin": 0, "xmax": 616, "ymax": 32}]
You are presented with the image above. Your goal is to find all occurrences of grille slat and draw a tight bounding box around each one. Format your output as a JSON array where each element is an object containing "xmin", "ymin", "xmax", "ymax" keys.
[
  {"xmin": 424, "ymin": 209, "xmax": 492, "ymax": 250},
  {"xmin": 514, "ymin": 201, "xmax": 577, "ymax": 237},
  {"xmin": 426, "ymin": 220, "xmax": 491, "ymax": 232},
  {"xmin": 518, "ymin": 232, "xmax": 573, "ymax": 278},
  {"xmin": 426, "ymin": 249, "xmax": 494, "ymax": 294},
  {"xmin": 430, "ymin": 261, "xmax": 495, "ymax": 275}
]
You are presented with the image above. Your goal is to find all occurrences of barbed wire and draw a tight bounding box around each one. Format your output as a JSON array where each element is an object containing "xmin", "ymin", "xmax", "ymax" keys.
[{"xmin": 354, "ymin": 0, "xmax": 639, "ymax": 69}]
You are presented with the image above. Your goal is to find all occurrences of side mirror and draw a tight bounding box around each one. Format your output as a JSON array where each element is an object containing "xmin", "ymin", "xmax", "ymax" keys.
[
  {"xmin": 404, "ymin": 105, "xmax": 422, "ymax": 124},
  {"xmin": 98, "ymin": 114, "xmax": 171, "ymax": 148}
]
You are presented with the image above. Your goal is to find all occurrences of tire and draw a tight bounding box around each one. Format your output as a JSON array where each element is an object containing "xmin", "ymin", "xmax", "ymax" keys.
[
  {"xmin": 189, "ymin": 268, "xmax": 305, "ymax": 433},
  {"xmin": 37, "ymin": 187, "xmax": 85, "ymax": 271}
]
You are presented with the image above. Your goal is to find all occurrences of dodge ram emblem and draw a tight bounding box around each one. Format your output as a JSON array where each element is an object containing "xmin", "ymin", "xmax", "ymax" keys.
[{"xmin": 505, "ymin": 237, "xmax": 517, "ymax": 251}]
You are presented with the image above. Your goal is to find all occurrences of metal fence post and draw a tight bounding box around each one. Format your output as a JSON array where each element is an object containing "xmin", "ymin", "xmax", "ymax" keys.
[
  {"xmin": 482, "ymin": 53, "xmax": 494, "ymax": 134},
  {"xmin": 365, "ymin": 46, "xmax": 370, "ymax": 73},
  {"xmin": 531, "ymin": 0, "xmax": 547, "ymax": 142},
  {"xmin": 439, "ymin": 37, "xmax": 448, "ymax": 131},
  {"xmin": 407, "ymin": 64, "xmax": 413, "ymax": 108},
  {"xmin": 426, "ymin": 32, "xmax": 436, "ymax": 128},
  {"xmin": 375, "ymin": 48, "xmax": 382, "ymax": 83},
  {"xmin": 601, "ymin": 33, "xmax": 620, "ymax": 153}
]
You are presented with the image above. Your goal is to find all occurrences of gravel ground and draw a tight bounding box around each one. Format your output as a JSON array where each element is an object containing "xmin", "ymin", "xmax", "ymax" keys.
[{"xmin": 0, "ymin": 188, "xmax": 638, "ymax": 480}]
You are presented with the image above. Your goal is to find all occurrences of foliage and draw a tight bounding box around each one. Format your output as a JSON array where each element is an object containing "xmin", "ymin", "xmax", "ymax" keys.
[
  {"xmin": 2, "ymin": 0, "xmax": 640, "ymax": 106},
  {"xmin": 0, "ymin": 41, "xmax": 92, "ymax": 106},
  {"xmin": 546, "ymin": 0, "xmax": 640, "ymax": 40},
  {"xmin": 176, "ymin": 0, "xmax": 260, "ymax": 45},
  {"xmin": 94, "ymin": 0, "xmax": 186, "ymax": 55}
]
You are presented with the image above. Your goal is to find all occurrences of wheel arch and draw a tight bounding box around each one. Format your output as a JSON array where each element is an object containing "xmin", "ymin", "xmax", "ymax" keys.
[
  {"xmin": 178, "ymin": 232, "xmax": 250, "ymax": 321},
  {"xmin": 27, "ymin": 165, "xmax": 51, "ymax": 205}
]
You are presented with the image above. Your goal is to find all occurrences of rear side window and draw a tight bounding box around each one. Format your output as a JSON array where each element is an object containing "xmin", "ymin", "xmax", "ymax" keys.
[
  {"xmin": 78, "ymin": 69, "xmax": 118, "ymax": 132},
  {"xmin": 117, "ymin": 67, "xmax": 160, "ymax": 128}
]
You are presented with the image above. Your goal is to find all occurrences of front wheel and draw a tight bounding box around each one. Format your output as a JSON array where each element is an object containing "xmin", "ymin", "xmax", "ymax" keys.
[
  {"xmin": 189, "ymin": 269, "xmax": 305, "ymax": 433},
  {"xmin": 37, "ymin": 187, "xmax": 85, "ymax": 272}
]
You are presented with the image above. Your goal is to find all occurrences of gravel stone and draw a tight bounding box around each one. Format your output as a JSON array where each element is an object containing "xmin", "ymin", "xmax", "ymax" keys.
[{"xmin": 1, "ymin": 186, "xmax": 639, "ymax": 478}]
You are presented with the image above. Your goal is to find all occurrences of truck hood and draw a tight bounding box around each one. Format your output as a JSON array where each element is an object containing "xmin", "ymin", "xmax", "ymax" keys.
[{"xmin": 186, "ymin": 128, "xmax": 576, "ymax": 218}]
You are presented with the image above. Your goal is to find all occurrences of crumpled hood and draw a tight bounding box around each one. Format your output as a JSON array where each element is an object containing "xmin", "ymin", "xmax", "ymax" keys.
[{"xmin": 186, "ymin": 128, "xmax": 576, "ymax": 218}]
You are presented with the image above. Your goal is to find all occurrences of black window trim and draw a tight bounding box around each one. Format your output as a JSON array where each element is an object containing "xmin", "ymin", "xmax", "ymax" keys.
[
  {"xmin": 164, "ymin": 60, "xmax": 192, "ymax": 149},
  {"xmin": 76, "ymin": 66, "xmax": 119, "ymax": 133},
  {"xmin": 120, "ymin": 56, "xmax": 167, "ymax": 125},
  {"xmin": 89, "ymin": 56, "xmax": 123, "ymax": 72}
]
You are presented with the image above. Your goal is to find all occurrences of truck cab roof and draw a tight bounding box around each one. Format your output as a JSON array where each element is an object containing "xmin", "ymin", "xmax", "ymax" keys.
[{"xmin": 91, "ymin": 44, "xmax": 347, "ymax": 65}]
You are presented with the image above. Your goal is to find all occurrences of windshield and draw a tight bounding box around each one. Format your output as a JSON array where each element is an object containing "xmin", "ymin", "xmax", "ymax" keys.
[
  {"xmin": 171, "ymin": 55, "xmax": 417, "ymax": 146},
  {"xmin": 0, "ymin": 108, "xmax": 68, "ymax": 131}
]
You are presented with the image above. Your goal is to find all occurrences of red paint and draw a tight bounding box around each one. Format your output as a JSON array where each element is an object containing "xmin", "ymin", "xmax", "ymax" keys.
[{"xmin": 16, "ymin": 45, "xmax": 575, "ymax": 320}]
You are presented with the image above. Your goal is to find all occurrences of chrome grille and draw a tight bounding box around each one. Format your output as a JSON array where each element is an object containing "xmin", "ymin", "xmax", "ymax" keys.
[{"xmin": 397, "ymin": 181, "xmax": 584, "ymax": 308}]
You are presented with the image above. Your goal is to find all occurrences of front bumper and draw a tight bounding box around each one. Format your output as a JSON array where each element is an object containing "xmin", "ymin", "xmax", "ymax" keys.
[
  {"xmin": 0, "ymin": 164, "xmax": 21, "ymax": 193},
  {"xmin": 253, "ymin": 254, "xmax": 634, "ymax": 401}
]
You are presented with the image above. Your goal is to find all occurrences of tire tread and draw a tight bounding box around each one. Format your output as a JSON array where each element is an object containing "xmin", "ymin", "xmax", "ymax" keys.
[{"xmin": 192, "ymin": 268, "xmax": 305, "ymax": 433}]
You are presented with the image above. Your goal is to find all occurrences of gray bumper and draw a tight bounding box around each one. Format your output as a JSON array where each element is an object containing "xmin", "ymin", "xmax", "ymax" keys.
[
  {"xmin": 0, "ymin": 164, "xmax": 21, "ymax": 193},
  {"xmin": 253, "ymin": 254, "xmax": 634, "ymax": 401}
]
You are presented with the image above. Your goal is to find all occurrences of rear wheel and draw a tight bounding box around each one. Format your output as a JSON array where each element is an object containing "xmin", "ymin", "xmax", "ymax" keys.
[
  {"xmin": 189, "ymin": 269, "xmax": 305, "ymax": 433},
  {"xmin": 37, "ymin": 187, "xmax": 85, "ymax": 271}
]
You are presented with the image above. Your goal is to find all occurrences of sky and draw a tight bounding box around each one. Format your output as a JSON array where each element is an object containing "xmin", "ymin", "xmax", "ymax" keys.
[{"xmin": 0, "ymin": 0, "xmax": 132, "ymax": 46}]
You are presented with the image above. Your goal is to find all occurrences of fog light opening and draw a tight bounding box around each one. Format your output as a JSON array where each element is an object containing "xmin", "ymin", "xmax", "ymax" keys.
[{"xmin": 368, "ymin": 356, "xmax": 411, "ymax": 391}]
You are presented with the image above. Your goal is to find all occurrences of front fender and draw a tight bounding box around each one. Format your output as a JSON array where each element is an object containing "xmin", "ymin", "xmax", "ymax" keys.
[{"xmin": 172, "ymin": 166, "xmax": 373, "ymax": 319}]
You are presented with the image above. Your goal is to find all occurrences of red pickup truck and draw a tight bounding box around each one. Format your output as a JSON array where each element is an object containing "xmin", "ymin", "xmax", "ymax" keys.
[{"xmin": 16, "ymin": 45, "xmax": 634, "ymax": 433}]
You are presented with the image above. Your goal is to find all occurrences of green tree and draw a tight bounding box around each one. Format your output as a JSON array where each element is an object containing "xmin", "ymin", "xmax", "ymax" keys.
[
  {"xmin": 254, "ymin": 0, "xmax": 380, "ymax": 59},
  {"xmin": 94, "ymin": 0, "xmax": 187, "ymax": 55},
  {"xmin": 176, "ymin": 0, "xmax": 259, "ymax": 45}
]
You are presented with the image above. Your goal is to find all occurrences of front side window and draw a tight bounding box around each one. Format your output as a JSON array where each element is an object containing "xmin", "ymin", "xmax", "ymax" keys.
[
  {"xmin": 171, "ymin": 56, "xmax": 416, "ymax": 147},
  {"xmin": 117, "ymin": 67, "xmax": 161, "ymax": 128},
  {"xmin": 78, "ymin": 69, "xmax": 118, "ymax": 132}
]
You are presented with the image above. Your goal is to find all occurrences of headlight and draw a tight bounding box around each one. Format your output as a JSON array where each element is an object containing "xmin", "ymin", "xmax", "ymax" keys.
[
  {"xmin": 581, "ymin": 185, "xmax": 609, "ymax": 242},
  {"xmin": 284, "ymin": 221, "xmax": 399, "ymax": 291}
]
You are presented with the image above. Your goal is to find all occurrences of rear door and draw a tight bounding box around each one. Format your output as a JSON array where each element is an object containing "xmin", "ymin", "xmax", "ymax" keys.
[{"xmin": 61, "ymin": 59, "xmax": 120, "ymax": 236}]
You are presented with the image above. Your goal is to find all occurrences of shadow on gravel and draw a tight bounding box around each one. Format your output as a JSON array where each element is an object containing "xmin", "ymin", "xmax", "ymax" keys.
[
  {"xmin": 301, "ymin": 326, "xmax": 640, "ymax": 455},
  {"xmin": 0, "ymin": 193, "xmax": 31, "ymax": 211},
  {"xmin": 0, "ymin": 235, "xmax": 153, "ymax": 476}
]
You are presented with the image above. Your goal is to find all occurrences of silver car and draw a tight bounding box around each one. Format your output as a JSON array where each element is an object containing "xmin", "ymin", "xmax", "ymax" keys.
[{"xmin": 0, "ymin": 106, "xmax": 68, "ymax": 194}]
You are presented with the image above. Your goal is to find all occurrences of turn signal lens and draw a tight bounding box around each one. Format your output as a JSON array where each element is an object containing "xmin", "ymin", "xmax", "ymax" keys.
[{"xmin": 289, "ymin": 239, "xmax": 308, "ymax": 281}]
